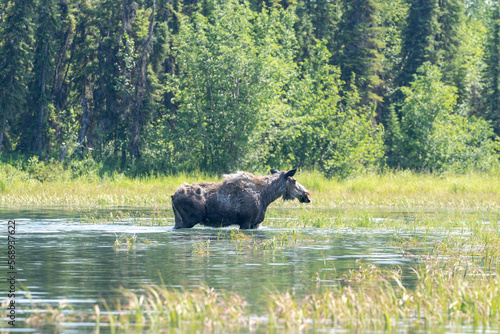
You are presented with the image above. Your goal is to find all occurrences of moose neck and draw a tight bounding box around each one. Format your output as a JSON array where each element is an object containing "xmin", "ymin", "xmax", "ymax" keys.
[{"xmin": 260, "ymin": 175, "xmax": 287, "ymax": 208}]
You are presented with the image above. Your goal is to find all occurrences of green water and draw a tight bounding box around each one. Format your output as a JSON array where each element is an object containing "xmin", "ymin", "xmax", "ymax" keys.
[{"xmin": 0, "ymin": 207, "xmax": 488, "ymax": 333}]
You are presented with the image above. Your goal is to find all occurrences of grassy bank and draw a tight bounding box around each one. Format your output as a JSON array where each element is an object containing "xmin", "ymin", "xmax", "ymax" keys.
[{"xmin": 1, "ymin": 164, "xmax": 500, "ymax": 209}]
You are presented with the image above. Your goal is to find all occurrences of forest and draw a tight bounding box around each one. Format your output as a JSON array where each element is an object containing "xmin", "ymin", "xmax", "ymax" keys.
[{"xmin": 1, "ymin": 0, "xmax": 500, "ymax": 178}]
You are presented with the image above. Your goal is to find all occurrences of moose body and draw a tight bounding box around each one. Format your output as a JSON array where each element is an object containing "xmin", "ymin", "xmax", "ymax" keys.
[{"xmin": 171, "ymin": 169, "xmax": 311, "ymax": 229}]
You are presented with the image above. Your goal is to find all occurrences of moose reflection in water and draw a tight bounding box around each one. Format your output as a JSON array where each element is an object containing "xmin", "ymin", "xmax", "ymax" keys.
[{"xmin": 171, "ymin": 168, "xmax": 311, "ymax": 229}]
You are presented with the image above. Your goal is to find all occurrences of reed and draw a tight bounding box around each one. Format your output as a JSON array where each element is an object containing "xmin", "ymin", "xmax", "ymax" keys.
[{"xmin": 98, "ymin": 284, "xmax": 250, "ymax": 332}]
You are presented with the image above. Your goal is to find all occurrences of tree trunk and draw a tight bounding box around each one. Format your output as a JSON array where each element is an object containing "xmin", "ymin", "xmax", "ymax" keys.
[
  {"xmin": 0, "ymin": 112, "xmax": 6, "ymax": 153},
  {"xmin": 129, "ymin": 2, "xmax": 155, "ymax": 159},
  {"xmin": 78, "ymin": 96, "xmax": 91, "ymax": 149},
  {"xmin": 122, "ymin": 0, "xmax": 137, "ymax": 34},
  {"xmin": 36, "ymin": 42, "xmax": 48, "ymax": 156}
]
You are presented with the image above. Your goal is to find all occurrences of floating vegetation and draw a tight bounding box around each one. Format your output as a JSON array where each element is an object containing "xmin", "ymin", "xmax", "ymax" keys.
[
  {"xmin": 189, "ymin": 229, "xmax": 312, "ymax": 257},
  {"xmin": 24, "ymin": 301, "xmax": 78, "ymax": 330},
  {"xmin": 113, "ymin": 233, "xmax": 155, "ymax": 249},
  {"xmin": 221, "ymin": 229, "xmax": 312, "ymax": 251},
  {"xmin": 80, "ymin": 210, "xmax": 172, "ymax": 226},
  {"xmin": 191, "ymin": 239, "xmax": 211, "ymax": 256}
]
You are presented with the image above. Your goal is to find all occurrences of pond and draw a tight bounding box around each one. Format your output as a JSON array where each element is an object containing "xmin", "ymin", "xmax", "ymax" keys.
[{"xmin": 0, "ymin": 206, "xmax": 496, "ymax": 333}]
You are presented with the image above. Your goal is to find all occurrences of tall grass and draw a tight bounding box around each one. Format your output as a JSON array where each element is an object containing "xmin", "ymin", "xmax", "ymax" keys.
[{"xmin": 1, "ymin": 163, "xmax": 500, "ymax": 209}]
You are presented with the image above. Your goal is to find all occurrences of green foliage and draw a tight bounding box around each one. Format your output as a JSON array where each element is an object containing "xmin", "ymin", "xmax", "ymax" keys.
[
  {"xmin": 459, "ymin": 17, "xmax": 488, "ymax": 116},
  {"xmin": 429, "ymin": 113, "xmax": 500, "ymax": 173},
  {"xmin": 485, "ymin": 2, "xmax": 500, "ymax": 131},
  {"xmin": 0, "ymin": 0, "xmax": 35, "ymax": 152},
  {"xmin": 166, "ymin": 0, "xmax": 297, "ymax": 173},
  {"xmin": 293, "ymin": 0, "xmax": 340, "ymax": 64},
  {"xmin": 0, "ymin": 0, "xmax": 498, "ymax": 178},
  {"xmin": 337, "ymin": 0, "xmax": 385, "ymax": 106},
  {"xmin": 393, "ymin": 63, "xmax": 500, "ymax": 172},
  {"xmin": 398, "ymin": 0, "xmax": 440, "ymax": 87},
  {"xmin": 114, "ymin": 33, "xmax": 137, "ymax": 94},
  {"xmin": 274, "ymin": 43, "xmax": 384, "ymax": 178}
]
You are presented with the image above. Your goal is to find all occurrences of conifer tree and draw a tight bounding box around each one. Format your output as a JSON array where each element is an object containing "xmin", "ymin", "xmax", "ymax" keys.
[
  {"xmin": 294, "ymin": 0, "xmax": 339, "ymax": 64},
  {"xmin": 31, "ymin": 0, "xmax": 60, "ymax": 156},
  {"xmin": 399, "ymin": 0, "xmax": 464, "ymax": 88},
  {"xmin": 436, "ymin": 0, "xmax": 465, "ymax": 93},
  {"xmin": 337, "ymin": 0, "xmax": 385, "ymax": 108},
  {"xmin": 398, "ymin": 0, "xmax": 439, "ymax": 87},
  {"xmin": 0, "ymin": 0, "xmax": 35, "ymax": 152},
  {"xmin": 485, "ymin": 1, "xmax": 500, "ymax": 132}
]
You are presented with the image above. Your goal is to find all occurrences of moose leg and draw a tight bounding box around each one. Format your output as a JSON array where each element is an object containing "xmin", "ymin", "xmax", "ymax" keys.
[
  {"xmin": 172, "ymin": 202, "xmax": 202, "ymax": 229},
  {"xmin": 235, "ymin": 211, "xmax": 249, "ymax": 229},
  {"xmin": 172, "ymin": 203, "xmax": 186, "ymax": 229},
  {"xmin": 238, "ymin": 216, "xmax": 257, "ymax": 229},
  {"xmin": 239, "ymin": 222, "xmax": 252, "ymax": 229}
]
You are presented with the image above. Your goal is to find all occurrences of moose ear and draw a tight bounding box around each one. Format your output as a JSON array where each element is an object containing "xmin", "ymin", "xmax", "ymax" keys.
[
  {"xmin": 270, "ymin": 169, "xmax": 279, "ymax": 174},
  {"xmin": 284, "ymin": 168, "xmax": 297, "ymax": 178}
]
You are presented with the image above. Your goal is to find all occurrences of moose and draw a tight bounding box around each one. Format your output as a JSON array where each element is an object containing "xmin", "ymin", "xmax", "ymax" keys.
[{"xmin": 171, "ymin": 168, "xmax": 311, "ymax": 229}]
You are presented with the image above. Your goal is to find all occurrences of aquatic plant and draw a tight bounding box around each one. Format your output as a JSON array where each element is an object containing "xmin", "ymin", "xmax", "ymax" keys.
[
  {"xmin": 113, "ymin": 233, "xmax": 154, "ymax": 249},
  {"xmin": 99, "ymin": 285, "xmax": 249, "ymax": 332},
  {"xmin": 191, "ymin": 239, "xmax": 211, "ymax": 256}
]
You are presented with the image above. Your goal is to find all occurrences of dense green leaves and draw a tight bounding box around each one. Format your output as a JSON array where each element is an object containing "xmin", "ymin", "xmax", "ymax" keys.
[
  {"xmin": 0, "ymin": 0, "xmax": 499, "ymax": 177},
  {"xmin": 165, "ymin": 1, "xmax": 297, "ymax": 173},
  {"xmin": 337, "ymin": 0, "xmax": 385, "ymax": 107},
  {"xmin": 275, "ymin": 43, "xmax": 384, "ymax": 178},
  {"xmin": 391, "ymin": 63, "xmax": 499, "ymax": 172}
]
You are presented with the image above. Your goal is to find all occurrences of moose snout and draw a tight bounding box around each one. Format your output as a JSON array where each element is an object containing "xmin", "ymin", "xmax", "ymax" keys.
[{"xmin": 300, "ymin": 193, "xmax": 311, "ymax": 203}]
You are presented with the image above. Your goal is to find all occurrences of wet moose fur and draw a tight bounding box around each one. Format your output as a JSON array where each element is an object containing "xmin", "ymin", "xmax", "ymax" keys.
[{"xmin": 171, "ymin": 169, "xmax": 311, "ymax": 229}]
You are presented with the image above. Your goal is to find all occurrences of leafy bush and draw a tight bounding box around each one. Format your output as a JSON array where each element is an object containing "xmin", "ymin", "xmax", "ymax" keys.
[
  {"xmin": 166, "ymin": 0, "xmax": 297, "ymax": 174},
  {"xmin": 269, "ymin": 43, "xmax": 385, "ymax": 178},
  {"xmin": 390, "ymin": 63, "xmax": 500, "ymax": 173}
]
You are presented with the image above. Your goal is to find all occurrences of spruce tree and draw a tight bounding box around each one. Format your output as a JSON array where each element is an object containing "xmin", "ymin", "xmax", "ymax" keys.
[
  {"xmin": 31, "ymin": 0, "xmax": 60, "ymax": 156},
  {"xmin": 485, "ymin": 1, "xmax": 500, "ymax": 132},
  {"xmin": 398, "ymin": 0, "xmax": 439, "ymax": 87},
  {"xmin": 436, "ymin": 0, "xmax": 465, "ymax": 94},
  {"xmin": 337, "ymin": 0, "xmax": 385, "ymax": 108},
  {"xmin": 294, "ymin": 0, "xmax": 340, "ymax": 64},
  {"xmin": 0, "ymin": 0, "xmax": 35, "ymax": 153},
  {"xmin": 399, "ymin": 0, "xmax": 464, "ymax": 88}
]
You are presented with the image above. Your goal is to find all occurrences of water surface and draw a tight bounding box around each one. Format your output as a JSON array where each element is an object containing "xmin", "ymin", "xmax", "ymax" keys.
[{"xmin": 0, "ymin": 207, "xmax": 482, "ymax": 332}]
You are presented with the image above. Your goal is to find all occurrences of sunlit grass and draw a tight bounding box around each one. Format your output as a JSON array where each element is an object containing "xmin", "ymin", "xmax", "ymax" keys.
[{"xmin": 1, "ymin": 169, "xmax": 500, "ymax": 209}]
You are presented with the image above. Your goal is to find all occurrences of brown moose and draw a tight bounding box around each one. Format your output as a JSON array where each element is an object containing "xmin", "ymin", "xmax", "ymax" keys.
[{"xmin": 171, "ymin": 168, "xmax": 311, "ymax": 229}]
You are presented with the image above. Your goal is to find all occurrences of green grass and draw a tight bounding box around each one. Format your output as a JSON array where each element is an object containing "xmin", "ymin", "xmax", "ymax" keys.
[
  {"xmin": 0, "ymin": 172, "xmax": 499, "ymax": 208},
  {"xmin": 1, "ymin": 161, "xmax": 500, "ymax": 208},
  {"xmin": 113, "ymin": 233, "xmax": 156, "ymax": 249}
]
